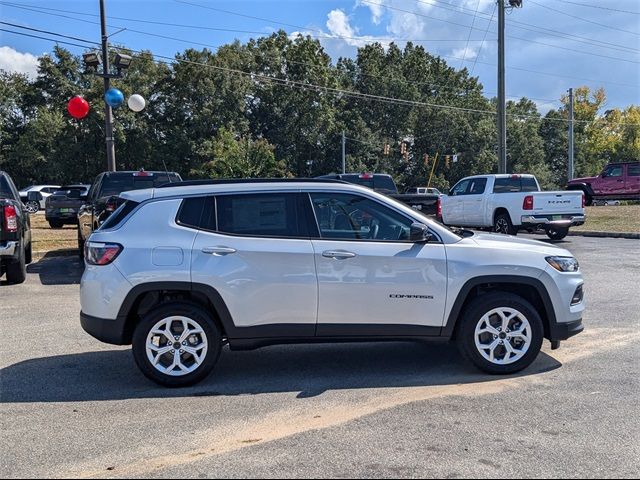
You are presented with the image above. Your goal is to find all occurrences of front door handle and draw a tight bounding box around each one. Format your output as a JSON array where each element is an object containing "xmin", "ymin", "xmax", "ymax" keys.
[
  {"xmin": 202, "ymin": 246, "xmax": 237, "ymax": 256},
  {"xmin": 322, "ymin": 250, "xmax": 357, "ymax": 260}
]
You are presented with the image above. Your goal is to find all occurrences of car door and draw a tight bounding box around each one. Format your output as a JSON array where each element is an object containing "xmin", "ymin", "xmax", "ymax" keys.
[
  {"xmin": 626, "ymin": 163, "xmax": 640, "ymax": 196},
  {"xmin": 190, "ymin": 192, "xmax": 318, "ymax": 337},
  {"xmin": 308, "ymin": 191, "xmax": 448, "ymax": 336},
  {"xmin": 442, "ymin": 179, "xmax": 470, "ymax": 225},
  {"xmin": 598, "ymin": 165, "xmax": 625, "ymax": 195},
  {"xmin": 462, "ymin": 177, "xmax": 488, "ymax": 226}
]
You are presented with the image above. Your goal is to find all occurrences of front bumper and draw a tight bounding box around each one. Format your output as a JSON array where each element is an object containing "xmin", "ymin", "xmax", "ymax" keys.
[
  {"xmin": 521, "ymin": 214, "xmax": 586, "ymax": 227},
  {"xmin": 548, "ymin": 318, "xmax": 584, "ymax": 342},
  {"xmin": 80, "ymin": 311, "xmax": 129, "ymax": 345},
  {"xmin": 0, "ymin": 241, "xmax": 18, "ymax": 257}
]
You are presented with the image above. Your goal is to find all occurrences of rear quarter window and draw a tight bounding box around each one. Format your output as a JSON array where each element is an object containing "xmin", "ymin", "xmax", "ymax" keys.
[
  {"xmin": 628, "ymin": 164, "xmax": 640, "ymax": 177},
  {"xmin": 100, "ymin": 201, "xmax": 140, "ymax": 230},
  {"xmin": 176, "ymin": 197, "xmax": 216, "ymax": 231}
]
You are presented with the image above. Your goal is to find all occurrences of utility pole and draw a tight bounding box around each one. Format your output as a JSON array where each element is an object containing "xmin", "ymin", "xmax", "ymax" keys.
[
  {"xmin": 497, "ymin": 0, "xmax": 507, "ymax": 174},
  {"xmin": 568, "ymin": 88, "xmax": 575, "ymax": 181},
  {"xmin": 342, "ymin": 131, "xmax": 346, "ymax": 174},
  {"xmin": 100, "ymin": 0, "xmax": 116, "ymax": 172}
]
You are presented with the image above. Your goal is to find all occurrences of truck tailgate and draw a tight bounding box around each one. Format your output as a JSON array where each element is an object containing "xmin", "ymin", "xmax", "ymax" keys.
[{"xmin": 531, "ymin": 191, "xmax": 583, "ymax": 213}]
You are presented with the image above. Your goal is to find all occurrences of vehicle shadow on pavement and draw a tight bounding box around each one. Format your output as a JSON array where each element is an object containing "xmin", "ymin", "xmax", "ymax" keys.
[
  {"xmin": 27, "ymin": 252, "xmax": 83, "ymax": 285},
  {"xmin": 0, "ymin": 342, "xmax": 562, "ymax": 403}
]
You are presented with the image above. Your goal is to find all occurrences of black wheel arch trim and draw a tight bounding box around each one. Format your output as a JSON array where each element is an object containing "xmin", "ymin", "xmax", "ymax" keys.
[
  {"xmin": 441, "ymin": 275, "xmax": 560, "ymax": 340},
  {"xmin": 567, "ymin": 182, "xmax": 594, "ymax": 197}
]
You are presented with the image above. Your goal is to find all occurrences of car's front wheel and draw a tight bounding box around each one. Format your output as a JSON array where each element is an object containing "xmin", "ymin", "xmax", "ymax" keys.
[
  {"xmin": 132, "ymin": 302, "xmax": 222, "ymax": 387},
  {"xmin": 457, "ymin": 293, "xmax": 544, "ymax": 375}
]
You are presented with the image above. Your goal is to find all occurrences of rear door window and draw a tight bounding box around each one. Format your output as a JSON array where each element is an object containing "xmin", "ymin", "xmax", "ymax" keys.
[{"xmin": 216, "ymin": 193, "xmax": 304, "ymax": 238}]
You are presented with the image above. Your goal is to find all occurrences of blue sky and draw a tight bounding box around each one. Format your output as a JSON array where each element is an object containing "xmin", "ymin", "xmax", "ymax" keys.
[{"xmin": 1, "ymin": 0, "xmax": 639, "ymax": 114}]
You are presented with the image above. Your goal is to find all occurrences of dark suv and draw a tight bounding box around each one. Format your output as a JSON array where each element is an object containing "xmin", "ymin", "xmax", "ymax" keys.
[{"xmin": 78, "ymin": 170, "xmax": 181, "ymax": 256}]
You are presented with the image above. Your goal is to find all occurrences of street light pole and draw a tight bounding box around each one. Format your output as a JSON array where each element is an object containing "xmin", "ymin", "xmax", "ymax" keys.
[
  {"xmin": 497, "ymin": 0, "xmax": 507, "ymax": 174},
  {"xmin": 100, "ymin": 0, "xmax": 116, "ymax": 172},
  {"xmin": 568, "ymin": 87, "xmax": 575, "ymax": 181}
]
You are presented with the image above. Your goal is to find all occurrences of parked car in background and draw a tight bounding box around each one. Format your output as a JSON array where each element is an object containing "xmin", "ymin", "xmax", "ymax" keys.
[
  {"xmin": 45, "ymin": 184, "xmax": 91, "ymax": 229},
  {"xmin": 567, "ymin": 161, "xmax": 640, "ymax": 205},
  {"xmin": 405, "ymin": 187, "xmax": 442, "ymax": 195},
  {"xmin": 1, "ymin": 171, "xmax": 33, "ymax": 284},
  {"xmin": 79, "ymin": 179, "xmax": 585, "ymax": 387},
  {"xmin": 19, "ymin": 185, "xmax": 61, "ymax": 213},
  {"xmin": 78, "ymin": 170, "xmax": 181, "ymax": 256},
  {"xmin": 440, "ymin": 174, "xmax": 585, "ymax": 241},
  {"xmin": 317, "ymin": 173, "xmax": 440, "ymax": 215}
]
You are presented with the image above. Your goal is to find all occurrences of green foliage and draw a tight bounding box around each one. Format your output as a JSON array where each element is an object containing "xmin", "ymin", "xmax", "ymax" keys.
[{"xmin": 0, "ymin": 36, "xmax": 636, "ymax": 191}]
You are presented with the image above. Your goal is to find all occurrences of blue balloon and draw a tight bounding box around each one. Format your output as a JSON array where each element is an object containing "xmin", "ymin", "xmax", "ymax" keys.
[{"xmin": 104, "ymin": 88, "xmax": 125, "ymax": 108}]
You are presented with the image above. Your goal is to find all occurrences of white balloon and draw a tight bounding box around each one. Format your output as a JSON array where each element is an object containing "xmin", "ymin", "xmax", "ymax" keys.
[{"xmin": 128, "ymin": 94, "xmax": 146, "ymax": 112}]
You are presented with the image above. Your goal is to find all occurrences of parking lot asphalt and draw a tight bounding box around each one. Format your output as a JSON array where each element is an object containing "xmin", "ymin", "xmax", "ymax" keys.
[{"xmin": 1, "ymin": 235, "xmax": 639, "ymax": 479}]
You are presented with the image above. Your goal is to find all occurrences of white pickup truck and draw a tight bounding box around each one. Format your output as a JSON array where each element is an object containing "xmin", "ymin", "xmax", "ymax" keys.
[{"xmin": 440, "ymin": 174, "xmax": 586, "ymax": 240}]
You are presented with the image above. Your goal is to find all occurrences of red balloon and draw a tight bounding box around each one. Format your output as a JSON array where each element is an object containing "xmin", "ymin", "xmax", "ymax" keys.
[{"xmin": 67, "ymin": 96, "xmax": 90, "ymax": 119}]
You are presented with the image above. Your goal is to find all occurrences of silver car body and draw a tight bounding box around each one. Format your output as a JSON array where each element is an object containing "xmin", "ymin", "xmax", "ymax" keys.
[{"xmin": 81, "ymin": 182, "xmax": 584, "ymax": 335}]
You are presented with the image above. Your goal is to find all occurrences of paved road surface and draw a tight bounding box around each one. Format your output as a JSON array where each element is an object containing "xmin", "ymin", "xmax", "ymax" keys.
[{"xmin": 1, "ymin": 236, "xmax": 638, "ymax": 478}]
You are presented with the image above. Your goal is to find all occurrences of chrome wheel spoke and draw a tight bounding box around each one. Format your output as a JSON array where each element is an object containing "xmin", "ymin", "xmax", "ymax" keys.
[{"xmin": 475, "ymin": 307, "xmax": 531, "ymax": 366}]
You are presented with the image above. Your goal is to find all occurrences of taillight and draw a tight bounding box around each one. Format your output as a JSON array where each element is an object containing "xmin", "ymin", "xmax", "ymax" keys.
[
  {"xmin": 523, "ymin": 195, "xmax": 534, "ymax": 211},
  {"xmin": 582, "ymin": 193, "xmax": 585, "ymax": 208},
  {"xmin": 3, "ymin": 205, "xmax": 18, "ymax": 232},
  {"xmin": 436, "ymin": 197, "xmax": 443, "ymax": 218},
  {"xmin": 106, "ymin": 200, "xmax": 117, "ymax": 212},
  {"xmin": 85, "ymin": 242, "xmax": 123, "ymax": 266}
]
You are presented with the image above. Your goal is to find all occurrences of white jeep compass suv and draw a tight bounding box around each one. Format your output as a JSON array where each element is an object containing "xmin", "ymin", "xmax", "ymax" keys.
[{"xmin": 80, "ymin": 179, "xmax": 585, "ymax": 387}]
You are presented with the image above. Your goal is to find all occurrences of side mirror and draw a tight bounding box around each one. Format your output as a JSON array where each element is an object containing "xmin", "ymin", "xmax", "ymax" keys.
[
  {"xmin": 410, "ymin": 222, "xmax": 432, "ymax": 243},
  {"xmin": 27, "ymin": 191, "xmax": 43, "ymax": 202}
]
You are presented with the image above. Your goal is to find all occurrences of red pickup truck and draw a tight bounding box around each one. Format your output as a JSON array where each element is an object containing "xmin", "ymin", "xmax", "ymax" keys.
[{"xmin": 567, "ymin": 162, "xmax": 640, "ymax": 205}]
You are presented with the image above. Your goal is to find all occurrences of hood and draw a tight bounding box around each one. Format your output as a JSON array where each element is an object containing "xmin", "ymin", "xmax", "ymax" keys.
[
  {"xmin": 567, "ymin": 175, "xmax": 597, "ymax": 184},
  {"xmin": 470, "ymin": 233, "xmax": 572, "ymax": 257}
]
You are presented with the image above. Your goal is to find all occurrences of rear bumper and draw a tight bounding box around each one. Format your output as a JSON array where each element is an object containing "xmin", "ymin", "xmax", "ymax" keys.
[
  {"xmin": 548, "ymin": 318, "xmax": 584, "ymax": 341},
  {"xmin": 521, "ymin": 215, "xmax": 586, "ymax": 227},
  {"xmin": 80, "ymin": 311, "xmax": 128, "ymax": 345},
  {"xmin": 0, "ymin": 241, "xmax": 18, "ymax": 258}
]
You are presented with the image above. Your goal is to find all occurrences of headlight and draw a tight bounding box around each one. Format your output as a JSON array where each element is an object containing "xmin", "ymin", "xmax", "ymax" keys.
[{"xmin": 546, "ymin": 256, "xmax": 579, "ymax": 272}]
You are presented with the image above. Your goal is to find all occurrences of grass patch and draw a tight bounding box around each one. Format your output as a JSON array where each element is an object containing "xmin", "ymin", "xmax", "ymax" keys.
[
  {"xmin": 574, "ymin": 205, "xmax": 640, "ymax": 233},
  {"xmin": 30, "ymin": 214, "xmax": 77, "ymax": 253}
]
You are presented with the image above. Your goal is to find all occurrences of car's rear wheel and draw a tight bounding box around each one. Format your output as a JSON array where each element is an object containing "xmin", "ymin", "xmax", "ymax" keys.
[
  {"xmin": 48, "ymin": 220, "xmax": 64, "ymax": 229},
  {"xmin": 545, "ymin": 227, "xmax": 569, "ymax": 241},
  {"xmin": 457, "ymin": 293, "xmax": 544, "ymax": 375},
  {"xmin": 25, "ymin": 201, "xmax": 40, "ymax": 214},
  {"xmin": 5, "ymin": 242, "xmax": 27, "ymax": 284},
  {"xmin": 493, "ymin": 212, "xmax": 518, "ymax": 235},
  {"xmin": 132, "ymin": 302, "xmax": 222, "ymax": 387}
]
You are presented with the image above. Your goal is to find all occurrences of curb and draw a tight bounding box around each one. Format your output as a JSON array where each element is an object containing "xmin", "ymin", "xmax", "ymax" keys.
[{"xmin": 569, "ymin": 231, "xmax": 640, "ymax": 240}]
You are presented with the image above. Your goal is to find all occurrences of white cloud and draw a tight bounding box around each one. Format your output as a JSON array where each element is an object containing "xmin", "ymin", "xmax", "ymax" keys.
[
  {"xmin": 324, "ymin": 9, "xmax": 391, "ymax": 49},
  {"xmin": 0, "ymin": 46, "xmax": 39, "ymax": 79},
  {"xmin": 356, "ymin": 0, "xmax": 385, "ymax": 25},
  {"xmin": 452, "ymin": 46, "xmax": 479, "ymax": 61}
]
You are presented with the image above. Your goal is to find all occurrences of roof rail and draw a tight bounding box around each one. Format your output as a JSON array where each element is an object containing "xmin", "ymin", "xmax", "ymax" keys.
[{"xmin": 157, "ymin": 178, "xmax": 348, "ymax": 188}]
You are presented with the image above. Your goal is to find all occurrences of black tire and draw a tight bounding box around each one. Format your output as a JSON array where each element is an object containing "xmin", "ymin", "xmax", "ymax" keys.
[
  {"xmin": 25, "ymin": 240, "xmax": 32, "ymax": 265},
  {"xmin": 457, "ymin": 292, "xmax": 544, "ymax": 375},
  {"xmin": 132, "ymin": 302, "xmax": 223, "ymax": 387},
  {"xmin": 545, "ymin": 227, "xmax": 569, "ymax": 241},
  {"xmin": 493, "ymin": 212, "xmax": 518, "ymax": 235},
  {"xmin": 584, "ymin": 193, "xmax": 593, "ymax": 207},
  {"xmin": 77, "ymin": 228, "xmax": 85, "ymax": 259},
  {"xmin": 48, "ymin": 220, "xmax": 64, "ymax": 229},
  {"xmin": 5, "ymin": 242, "xmax": 27, "ymax": 284}
]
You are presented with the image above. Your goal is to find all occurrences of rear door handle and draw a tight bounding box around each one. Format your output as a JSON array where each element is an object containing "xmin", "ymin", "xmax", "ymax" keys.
[
  {"xmin": 202, "ymin": 246, "xmax": 237, "ymax": 256},
  {"xmin": 322, "ymin": 250, "xmax": 357, "ymax": 260}
]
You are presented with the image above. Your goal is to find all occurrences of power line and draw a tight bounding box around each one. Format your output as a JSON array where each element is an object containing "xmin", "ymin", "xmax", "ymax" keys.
[
  {"xmin": 412, "ymin": 0, "xmax": 639, "ymax": 54},
  {"xmin": 529, "ymin": 0, "xmax": 640, "ymax": 37},
  {"xmin": 361, "ymin": 0, "xmax": 640, "ymax": 63},
  {"xmin": 0, "ymin": 28, "xmax": 97, "ymax": 50},
  {"xmin": 459, "ymin": 0, "xmax": 482, "ymax": 70},
  {"xmin": 0, "ymin": 21, "xmax": 100, "ymax": 46},
  {"xmin": 470, "ymin": 2, "xmax": 497, "ymax": 76},
  {"xmin": 2, "ymin": 0, "xmax": 637, "ymax": 89},
  {"xmin": 555, "ymin": 0, "xmax": 640, "ymax": 15},
  {"xmin": 3, "ymin": 25, "xmax": 638, "ymax": 127}
]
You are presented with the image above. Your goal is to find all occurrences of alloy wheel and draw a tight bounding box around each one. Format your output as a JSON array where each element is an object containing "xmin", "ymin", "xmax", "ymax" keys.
[
  {"xmin": 145, "ymin": 316, "xmax": 208, "ymax": 377},
  {"xmin": 474, "ymin": 307, "xmax": 532, "ymax": 365}
]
